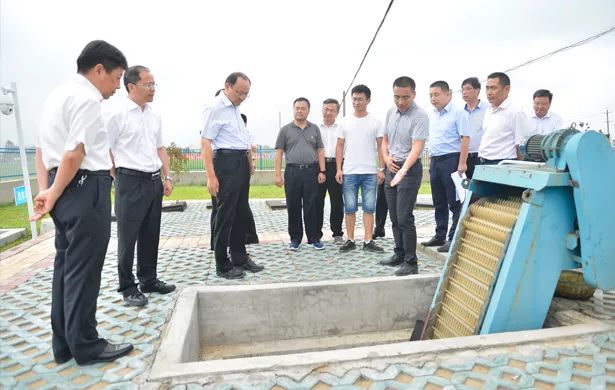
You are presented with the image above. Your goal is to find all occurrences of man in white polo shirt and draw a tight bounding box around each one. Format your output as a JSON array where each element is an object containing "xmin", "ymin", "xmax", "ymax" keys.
[
  {"xmin": 529, "ymin": 89, "xmax": 565, "ymax": 136},
  {"xmin": 106, "ymin": 65, "xmax": 176, "ymax": 307},
  {"xmin": 478, "ymin": 72, "xmax": 530, "ymax": 165}
]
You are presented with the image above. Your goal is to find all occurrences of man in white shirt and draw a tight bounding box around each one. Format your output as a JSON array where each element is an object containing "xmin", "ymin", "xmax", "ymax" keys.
[
  {"xmin": 315, "ymin": 98, "xmax": 344, "ymax": 243},
  {"xmin": 530, "ymin": 89, "xmax": 565, "ymax": 135},
  {"xmin": 335, "ymin": 84, "xmax": 385, "ymax": 253},
  {"xmin": 478, "ymin": 72, "xmax": 530, "ymax": 165},
  {"xmin": 32, "ymin": 40, "xmax": 133, "ymax": 366},
  {"xmin": 106, "ymin": 65, "xmax": 175, "ymax": 307},
  {"xmin": 461, "ymin": 77, "xmax": 487, "ymax": 178}
]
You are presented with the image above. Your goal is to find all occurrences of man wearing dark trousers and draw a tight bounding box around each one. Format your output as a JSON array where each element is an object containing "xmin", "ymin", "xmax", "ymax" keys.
[
  {"xmin": 380, "ymin": 76, "xmax": 429, "ymax": 276},
  {"xmin": 373, "ymin": 183, "xmax": 388, "ymax": 238},
  {"xmin": 316, "ymin": 98, "xmax": 344, "ymax": 243},
  {"xmin": 461, "ymin": 77, "xmax": 486, "ymax": 179},
  {"xmin": 421, "ymin": 81, "xmax": 470, "ymax": 253},
  {"xmin": 106, "ymin": 65, "xmax": 176, "ymax": 307},
  {"xmin": 33, "ymin": 40, "xmax": 133, "ymax": 365},
  {"xmin": 275, "ymin": 97, "xmax": 326, "ymax": 251},
  {"xmin": 201, "ymin": 72, "xmax": 264, "ymax": 279}
]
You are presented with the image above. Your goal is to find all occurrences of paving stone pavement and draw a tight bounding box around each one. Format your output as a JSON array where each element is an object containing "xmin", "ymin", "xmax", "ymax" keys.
[{"xmin": 1, "ymin": 199, "xmax": 614, "ymax": 389}]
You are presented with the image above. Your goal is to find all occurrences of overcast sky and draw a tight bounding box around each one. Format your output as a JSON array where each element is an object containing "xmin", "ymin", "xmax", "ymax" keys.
[{"xmin": 1, "ymin": 0, "xmax": 614, "ymax": 148}]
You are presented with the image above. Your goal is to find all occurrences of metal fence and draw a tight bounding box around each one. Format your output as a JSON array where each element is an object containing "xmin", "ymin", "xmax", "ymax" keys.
[
  {"xmin": 177, "ymin": 147, "xmax": 430, "ymax": 172},
  {"xmin": 0, "ymin": 148, "xmax": 36, "ymax": 182},
  {"xmin": 0, "ymin": 146, "xmax": 430, "ymax": 181}
]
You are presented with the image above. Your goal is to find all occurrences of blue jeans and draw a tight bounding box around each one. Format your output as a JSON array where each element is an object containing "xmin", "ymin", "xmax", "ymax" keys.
[{"xmin": 343, "ymin": 174, "xmax": 377, "ymax": 214}]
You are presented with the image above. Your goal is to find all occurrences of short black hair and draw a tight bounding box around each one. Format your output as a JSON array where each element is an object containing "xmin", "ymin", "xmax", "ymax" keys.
[
  {"xmin": 533, "ymin": 89, "xmax": 553, "ymax": 102},
  {"xmin": 77, "ymin": 40, "xmax": 127, "ymax": 74},
  {"xmin": 351, "ymin": 84, "xmax": 371, "ymax": 100},
  {"xmin": 322, "ymin": 98, "xmax": 340, "ymax": 111},
  {"xmin": 241, "ymin": 113, "xmax": 247, "ymax": 125},
  {"xmin": 293, "ymin": 97, "xmax": 310, "ymax": 109},
  {"xmin": 214, "ymin": 88, "xmax": 224, "ymax": 97},
  {"xmin": 393, "ymin": 76, "xmax": 416, "ymax": 91},
  {"xmin": 488, "ymin": 72, "xmax": 510, "ymax": 87},
  {"xmin": 430, "ymin": 80, "xmax": 450, "ymax": 92},
  {"xmin": 123, "ymin": 65, "xmax": 150, "ymax": 92},
  {"xmin": 225, "ymin": 72, "xmax": 251, "ymax": 86},
  {"xmin": 461, "ymin": 77, "xmax": 481, "ymax": 90}
]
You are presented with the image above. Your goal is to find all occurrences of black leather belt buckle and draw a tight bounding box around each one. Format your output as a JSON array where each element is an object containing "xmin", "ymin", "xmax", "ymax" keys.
[{"xmin": 151, "ymin": 172, "xmax": 160, "ymax": 180}]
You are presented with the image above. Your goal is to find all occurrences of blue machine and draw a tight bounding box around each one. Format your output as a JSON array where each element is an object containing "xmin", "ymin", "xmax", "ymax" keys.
[{"xmin": 422, "ymin": 129, "xmax": 615, "ymax": 339}]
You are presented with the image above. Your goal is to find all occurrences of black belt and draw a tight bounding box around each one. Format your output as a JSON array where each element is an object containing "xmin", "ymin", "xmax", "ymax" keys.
[
  {"xmin": 49, "ymin": 168, "xmax": 110, "ymax": 177},
  {"xmin": 286, "ymin": 163, "xmax": 317, "ymax": 169},
  {"xmin": 116, "ymin": 167, "xmax": 161, "ymax": 180},
  {"xmin": 431, "ymin": 152, "xmax": 460, "ymax": 161},
  {"xmin": 214, "ymin": 149, "xmax": 247, "ymax": 155},
  {"xmin": 479, "ymin": 157, "xmax": 504, "ymax": 164},
  {"xmin": 325, "ymin": 158, "xmax": 336, "ymax": 163},
  {"xmin": 468, "ymin": 152, "xmax": 479, "ymax": 158}
]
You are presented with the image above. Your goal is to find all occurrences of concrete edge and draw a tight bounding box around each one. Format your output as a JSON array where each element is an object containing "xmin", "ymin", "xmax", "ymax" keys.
[
  {"xmin": 150, "ymin": 287, "xmax": 198, "ymax": 373},
  {"xmin": 148, "ymin": 321, "xmax": 613, "ymax": 382}
]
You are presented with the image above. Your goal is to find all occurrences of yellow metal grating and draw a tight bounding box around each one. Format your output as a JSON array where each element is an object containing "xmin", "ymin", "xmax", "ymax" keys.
[{"xmin": 430, "ymin": 196, "xmax": 522, "ymax": 339}]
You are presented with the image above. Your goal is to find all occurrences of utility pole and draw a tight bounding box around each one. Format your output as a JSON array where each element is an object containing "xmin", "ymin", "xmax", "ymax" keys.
[
  {"xmin": 278, "ymin": 111, "xmax": 281, "ymax": 129},
  {"xmin": 342, "ymin": 90, "xmax": 346, "ymax": 117},
  {"xmin": 606, "ymin": 108, "xmax": 611, "ymax": 139}
]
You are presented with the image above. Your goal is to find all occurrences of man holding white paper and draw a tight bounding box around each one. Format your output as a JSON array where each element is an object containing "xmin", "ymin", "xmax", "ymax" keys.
[{"xmin": 421, "ymin": 81, "xmax": 470, "ymax": 254}]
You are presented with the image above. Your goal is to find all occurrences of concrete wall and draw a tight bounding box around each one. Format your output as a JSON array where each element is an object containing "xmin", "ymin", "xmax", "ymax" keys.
[
  {"xmin": 0, "ymin": 179, "xmax": 38, "ymax": 205},
  {"xmin": 197, "ymin": 276, "xmax": 438, "ymax": 347}
]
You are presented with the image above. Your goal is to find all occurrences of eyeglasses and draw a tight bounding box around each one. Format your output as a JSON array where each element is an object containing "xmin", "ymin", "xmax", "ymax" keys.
[
  {"xmin": 231, "ymin": 88, "xmax": 250, "ymax": 99},
  {"xmin": 136, "ymin": 82, "xmax": 157, "ymax": 90},
  {"xmin": 394, "ymin": 95, "xmax": 412, "ymax": 101}
]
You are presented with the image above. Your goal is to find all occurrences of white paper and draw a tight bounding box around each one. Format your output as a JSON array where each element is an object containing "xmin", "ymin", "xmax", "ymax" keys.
[{"xmin": 450, "ymin": 172, "xmax": 467, "ymax": 203}]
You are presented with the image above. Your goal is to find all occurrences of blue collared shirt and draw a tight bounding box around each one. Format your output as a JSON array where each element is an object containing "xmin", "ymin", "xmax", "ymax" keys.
[
  {"xmin": 200, "ymin": 93, "xmax": 250, "ymax": 150},
  {"xmin": 464, "ymin": 100, "xmax": 487, "ymax": 153},
  {"xmin": 428, "ymin": 102, "xmax": 470, "ymax": 157}
]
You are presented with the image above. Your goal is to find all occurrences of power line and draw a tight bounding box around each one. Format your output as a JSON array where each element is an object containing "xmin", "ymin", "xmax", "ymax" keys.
[
  {"xmin": 503, "ymin": 26, "xmax": 615, "ymax": 74},
  {"xmin": 342, "ymin": 0, "xmax": 395, "ymax": 100}
]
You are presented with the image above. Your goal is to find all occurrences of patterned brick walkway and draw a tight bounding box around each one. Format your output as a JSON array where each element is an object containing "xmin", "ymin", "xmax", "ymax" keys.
[{"xmin": 1, "ymin": 199, "xmax": 614, "ymax": 389}]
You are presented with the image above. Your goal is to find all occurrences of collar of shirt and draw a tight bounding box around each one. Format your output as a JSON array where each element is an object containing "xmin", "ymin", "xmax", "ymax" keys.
[
  {"xmin": 464, "ymin": 99, "xmax": 486, "ymax": 113},
  {"xmin": 73, "ymin": 74, "xmax": 103, "ymax": 102},
  {"xmin": 219, "ymin": 92, "xmax": 234, "ymax": 108},
  {"xmin": 531, "ymin": 111, "xmax": 552, "ymax": 120},
  {"xmin": 490, "ymin": 97, "xmax": 512, "ymax": 113},
  {"xmin": 434, "ymin": 101, "xmax": 453, "ymax": 115},
  {"xmin": 291, "ymin": 121, "xmax": 311, "ymax": 130},
  {"xmin": 320, "ymin": 122, "xmax": 337, "ymax": 128},
  {"xmin": 124, "ymin": 96, "xmax": 150, "ymax": 113},
  {"xmin": 398, "ymin": 101, "xmax": 417, "ymax": 116}
]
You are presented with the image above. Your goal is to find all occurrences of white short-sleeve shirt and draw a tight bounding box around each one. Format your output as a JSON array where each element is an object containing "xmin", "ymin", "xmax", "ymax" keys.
[
  {"xmin": 105, "ymin": 97, "xmax": 163, "ymax": 172},
  {"xmin": 37, "ymin": 74, "xmax": 111, "ymax": 171},
  {"xmin": 337, "ymin": 114, "xmax": 384, "ymax": 174},
  {"xmin": 479, "ymin": 98, "xmax": 530, "ymax": 160},
  {"xmin": 528, "ymin": 111, "xmax": 565, "ymax": 136}
]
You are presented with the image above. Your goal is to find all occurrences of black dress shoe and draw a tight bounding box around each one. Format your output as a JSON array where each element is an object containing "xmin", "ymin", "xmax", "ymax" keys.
[
  {"xmin": 216, "ymin": 267, "xmax": 245, "ymax": 279},
  {"xmin": 140, "ymin": 279, "xmax": 176, "ymax": 294},
  {"xmin": 379, "ymin": 254, "xmax": 403, "ymax": 267},
  {"xmin": 122, "ymin": 288, "xmax": 148, "ymax": 307},
  {"xmin": 373, "ymin": 230, "xmax": 385, "ymax": 239},
  {"xmin": 395, "ymin": 261, "xmax": 419, "ymax": 276},
  {"xmin": 421, "ymin": 237, "xmax": 446, "ymax": 247},
  {"xmin": 437, "ymin": 241, "xmax": 451, "ymax": 253},
  {"xmin": 241, "ymin": 257, "xmax": 264, "ymax": 273},
  {"xmin": 54, "ymin": 353, "xmax": 72, "ymax": 364},
  {"xmin": 79, "ymin": 342, "xmax": 133, "ymax": 365}
]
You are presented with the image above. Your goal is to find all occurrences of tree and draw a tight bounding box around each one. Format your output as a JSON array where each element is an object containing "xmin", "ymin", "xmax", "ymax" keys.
[{"xmin": 166, "ymin": 143, "xmax": 187, "ymax": 183}]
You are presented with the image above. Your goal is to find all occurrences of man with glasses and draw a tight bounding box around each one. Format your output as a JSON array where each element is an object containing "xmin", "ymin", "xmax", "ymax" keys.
[
  {"xmin": 335, "ymin": 84, "xmax": 385, "ymax": 254},
  {"xmin": 201, "ymin": 72, "xmax": 263, "ymax": 279},
  {"xmin": 380, "ymin": 76, "xmax": 429, "ymax": 276},
  {"xmin": 105, "ymin": 65, "xmax": 176, "ymax": 306},
  {"xmin": 275, "ymin": 97, "xmax": 326, "ymax": 251},
  {"xmin": 315, "ymin": 98, "xmax": 344, "ymax": 244}
]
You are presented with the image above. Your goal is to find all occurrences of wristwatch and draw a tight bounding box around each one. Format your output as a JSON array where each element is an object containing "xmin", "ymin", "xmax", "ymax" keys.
[
  {"xmin": 378, "ymin": 167, "xmax": 385, "ymax": 172},
  {"xmin": 319, "ymin": 170, "xmax": 326, "ymax": 174},
  {"xmin": 164, "ymin": 176, "xmax": 173, "ymax": 182}
]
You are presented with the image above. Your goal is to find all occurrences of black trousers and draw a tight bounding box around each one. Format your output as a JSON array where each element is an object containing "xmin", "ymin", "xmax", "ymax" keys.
[
  {"xmin": 466, "ymin": 153, "xmax": 479, "ymax": 179},
  {"xmin": 284, "ymin": 164, "xmax": 319, "ymax": 243},
  {"xmin": 115, "ymin": 169, "xmax": 163, "ymax": 293},
  {"xmin": 429, "ymin": 153, "xmax": 462, "ymax": 242},
  {"xmin": 374, "ymin": 181, "xmax": 388, "ymax": 234},
  {"xmin": 315, "ymin": 160, "xmax": 343, "ymax": 238},
  {"xmin": 49, "ymin": 170, "xmax": 111, "ymax": 364},
  {"xmin": 212, "ymin": 152, "xmax": 250, "ymax": 271},
  {"xmin": 384, "ymin": 161, "xmax": 422, "ymax": 262},
  {"xmin": 210, "ymin": 196, "xmax": 259, "ymax": 249}
]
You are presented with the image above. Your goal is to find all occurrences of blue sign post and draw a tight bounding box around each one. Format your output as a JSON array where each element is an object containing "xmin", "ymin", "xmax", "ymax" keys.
[{"xmin": 14, "ymin": 185, "xmax": 27, "ymax": 206}]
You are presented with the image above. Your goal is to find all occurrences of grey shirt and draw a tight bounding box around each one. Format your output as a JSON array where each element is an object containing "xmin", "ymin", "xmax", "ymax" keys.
[
  {"xmin": 275, "ymin": 121, "xmax": 324, "ymax": 164},
  {"xmin": 384, "ymin": 102, "xmax": 429, "ymax": 161}
]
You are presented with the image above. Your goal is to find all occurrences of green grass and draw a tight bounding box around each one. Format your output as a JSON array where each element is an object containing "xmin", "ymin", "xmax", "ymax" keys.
[{"xmin": 0, "ymin": 204, "xmax": 43, "ymax": 252}]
